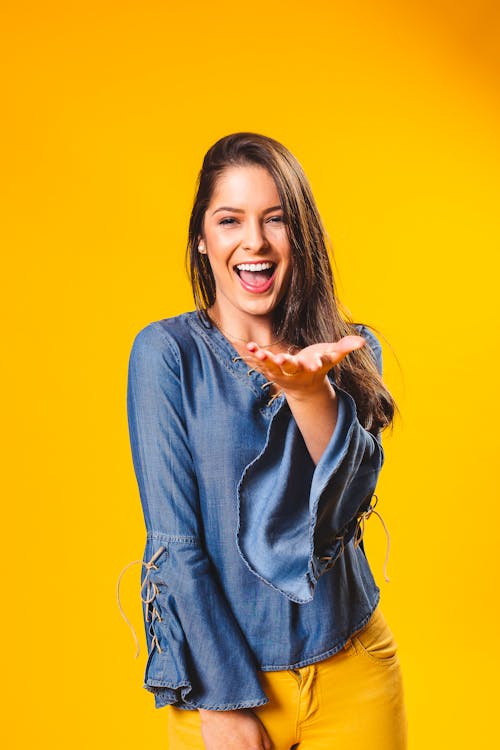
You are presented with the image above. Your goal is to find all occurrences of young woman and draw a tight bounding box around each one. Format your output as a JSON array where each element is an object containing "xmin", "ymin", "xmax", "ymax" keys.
[{"xmin": 120, "ymin": 132, "xmax": 408, "ymax": 749}]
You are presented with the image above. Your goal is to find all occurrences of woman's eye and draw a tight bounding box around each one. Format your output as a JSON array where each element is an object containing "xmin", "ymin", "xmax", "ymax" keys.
[{"xmin": 219, "ymin": 216, "xmax": 284, "ymax": 226}]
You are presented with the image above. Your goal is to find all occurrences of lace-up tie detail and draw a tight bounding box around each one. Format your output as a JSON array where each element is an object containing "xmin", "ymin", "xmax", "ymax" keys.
[
  {"xmin": 354, "ymin": 494, "xmax": 391, "ymax": 582},
  {"xmin": 318, "ymin": 494, "xmax": 391, "ymax": 583},
  {"xmin": 232, "ymin": 355, "xmax": 281, "ymax": 406},
  {"xmin": 116, "ymin": 545, "xmax": 166, "ymax": 658}
]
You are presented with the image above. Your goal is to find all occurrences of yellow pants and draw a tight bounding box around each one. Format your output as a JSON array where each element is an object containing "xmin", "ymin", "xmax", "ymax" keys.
[{"xmin": 166, "ymin": 603, "xmax": 408, "ymax": 749}]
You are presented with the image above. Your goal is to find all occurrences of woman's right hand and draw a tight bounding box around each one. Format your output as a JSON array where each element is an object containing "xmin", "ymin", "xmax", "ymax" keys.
[{"xmin": 199, "ymin": 707, "xmax": 273, "ymax": 750}]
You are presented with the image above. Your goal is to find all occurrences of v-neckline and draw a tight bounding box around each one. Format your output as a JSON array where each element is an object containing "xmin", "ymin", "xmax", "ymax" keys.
[{"xmin": 185, "ymin": 310, "xmax": 287, "ymax": 406}]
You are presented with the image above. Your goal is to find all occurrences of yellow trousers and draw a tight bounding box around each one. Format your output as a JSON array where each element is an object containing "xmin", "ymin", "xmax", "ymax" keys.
[{"xmin": 166, "ymin": 603, "xmax": 408, "ymax": 749}]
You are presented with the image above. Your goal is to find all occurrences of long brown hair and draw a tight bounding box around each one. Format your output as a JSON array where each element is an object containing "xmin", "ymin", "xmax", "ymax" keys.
[{"xmin": 186, "ymin": 132, "xmax": 398, "ymax": 436}]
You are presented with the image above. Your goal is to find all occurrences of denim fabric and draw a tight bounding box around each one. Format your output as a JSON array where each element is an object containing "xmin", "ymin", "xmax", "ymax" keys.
[{"xmin": 126, "ymin": 310, "xmax": 385, "ymax": 710}]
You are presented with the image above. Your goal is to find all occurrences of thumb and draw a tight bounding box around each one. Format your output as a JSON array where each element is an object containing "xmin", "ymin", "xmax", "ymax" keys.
[{"xmin": 335, "ymin": 335, "xmax": 366, "ymax": 354}]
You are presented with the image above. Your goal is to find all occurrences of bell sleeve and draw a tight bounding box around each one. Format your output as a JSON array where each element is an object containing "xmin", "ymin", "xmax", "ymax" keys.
[
  {"xmin": 236, "ymin": 326, "xmax": 386, "ymax": 604},
  {"xmin": 126, "ymin": 323, "xmax": 269, "ymax": 710}
]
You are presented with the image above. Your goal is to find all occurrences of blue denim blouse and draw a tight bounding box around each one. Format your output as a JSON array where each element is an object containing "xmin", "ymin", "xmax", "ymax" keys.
[{"xmin": 125, "ymin": 310, "xmax": 386, "ymax": 711}]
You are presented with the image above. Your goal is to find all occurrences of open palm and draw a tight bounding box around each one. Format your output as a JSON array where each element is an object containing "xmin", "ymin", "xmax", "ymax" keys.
[{"xmin": 245, "ymin": 335, "xmax": 366, "ymax": 395}]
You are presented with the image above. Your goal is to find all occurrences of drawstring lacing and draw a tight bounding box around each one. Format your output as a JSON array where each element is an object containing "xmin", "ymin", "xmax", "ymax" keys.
[
  {"xmin": 116, "ymin": 545, "xmax": 166, "ymax": 658},
  {"xmin": 319, "ymin": 494, "xmax": 391, "ymax": 583},
  {"xmin": 354, "ymin": 494, "xmax": 391, "ymax": 582},
  {"xmin": 232, "ymin": 355, "xmax": 281, "ymax": 406},
  {"xmin": 319, "ymin": 534, "xmax": 345, "ymax": 568},
  {"xmin": 265, "ymin": 391, "xmax": 282, "ymax": 406}
]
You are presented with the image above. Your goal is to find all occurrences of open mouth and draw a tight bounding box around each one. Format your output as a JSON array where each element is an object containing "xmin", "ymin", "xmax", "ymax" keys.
[{"xmin": 234, "ymin": 261, "xmax": 277, "ymax": 292}]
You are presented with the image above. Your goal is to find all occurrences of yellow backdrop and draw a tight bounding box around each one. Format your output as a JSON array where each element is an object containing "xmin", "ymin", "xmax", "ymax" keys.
[{"xmin": 2, "ymin": 1, "xmax": 499, "ymax": 747}]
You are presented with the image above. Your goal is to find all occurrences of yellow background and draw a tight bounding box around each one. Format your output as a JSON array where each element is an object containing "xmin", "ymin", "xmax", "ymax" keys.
[{"xmin": 2, "ymin": 1, "xmax": 499, "ymax": 747}]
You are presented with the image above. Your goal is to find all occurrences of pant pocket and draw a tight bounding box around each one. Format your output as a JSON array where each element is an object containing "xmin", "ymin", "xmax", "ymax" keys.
[{"xmin": 352, "ymin": 604, "xmax": 399, "ymax": 666}]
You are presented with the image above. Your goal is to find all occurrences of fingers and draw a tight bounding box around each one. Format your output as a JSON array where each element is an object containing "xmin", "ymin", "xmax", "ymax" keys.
[
  {"xmin": 248, "ymin": 345, "xmax": 303, "ymax": 376},
  {"xmin": 257, "ymin": 718, "xmax": 273, "ymax": 750},
  {"xmin": 275, "ymin": 352, "xmax": 303, "ymax": 373},
  {"xmin": 245, "ymin": 335, "xmax": 366, "ymax": 377},
  {"xmin": 247, "ymin": 346, "xmax": 325, "ymax": 376},
  {"xmin": 318, "ymin": 336, "xmax": 366, "ymax": 367},
  {"xmin": 247, "ymin": 342, "xmax": 271, "ymax": 361},
  {"xmin": 247, "ymin": 342, "xmax": 289, "ymax": 369}
]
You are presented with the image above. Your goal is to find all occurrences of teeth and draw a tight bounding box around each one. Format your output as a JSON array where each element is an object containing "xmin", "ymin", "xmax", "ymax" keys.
[{"xmin": 236, "ymin": 262, "xmax": 274, "ymax": 272}]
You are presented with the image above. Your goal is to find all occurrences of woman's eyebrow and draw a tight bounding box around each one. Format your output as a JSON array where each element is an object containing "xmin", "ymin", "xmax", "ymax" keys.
[{"xmin": 211, "ymin": 204, "xmax": 282, "ymax": 216}]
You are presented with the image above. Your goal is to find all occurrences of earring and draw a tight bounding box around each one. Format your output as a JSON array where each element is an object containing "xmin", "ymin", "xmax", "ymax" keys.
[{"xmin": 198, "ymin": 242, "xmax": 206, "ymax": 254}]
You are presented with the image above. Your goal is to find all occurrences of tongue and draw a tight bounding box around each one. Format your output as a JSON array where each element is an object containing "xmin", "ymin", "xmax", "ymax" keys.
[{"xmin": 240, "ymin": 269, "xmax": 271, "ymax": 286}]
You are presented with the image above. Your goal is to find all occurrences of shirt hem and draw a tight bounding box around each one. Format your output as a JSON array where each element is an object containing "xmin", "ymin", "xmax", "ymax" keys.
[{"xmin": 257, "ymin": 589, "xmax": 380, "ymax": 671}]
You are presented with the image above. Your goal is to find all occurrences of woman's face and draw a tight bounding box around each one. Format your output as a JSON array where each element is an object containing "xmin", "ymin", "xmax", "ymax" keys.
[{"xmin": 200, "ymin": 165, "xmax": 292, "ymax": 321}]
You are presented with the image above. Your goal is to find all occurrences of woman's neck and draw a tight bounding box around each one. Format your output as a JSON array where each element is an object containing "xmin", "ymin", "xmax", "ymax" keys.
[{"xmin": 206, "ymin": 304, "xmax": 283, "ymax": 349}]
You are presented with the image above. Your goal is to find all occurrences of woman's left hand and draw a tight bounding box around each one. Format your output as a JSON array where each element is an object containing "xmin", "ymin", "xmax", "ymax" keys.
[{"xmin": 246, "ymin": 336, "xmax": 366, "ymax": 396}]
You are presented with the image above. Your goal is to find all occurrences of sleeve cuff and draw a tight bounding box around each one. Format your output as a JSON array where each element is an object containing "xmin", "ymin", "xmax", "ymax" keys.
[
  {"xmin": 236, "ymin": 383, "xmax": 384, "ymax": 603},
  {"xmin": 140, "ymin": 535, "xmax": 269, "ymax": 710}
]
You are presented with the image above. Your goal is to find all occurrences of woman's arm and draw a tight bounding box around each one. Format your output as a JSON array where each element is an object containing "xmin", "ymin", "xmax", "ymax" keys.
[
  {"xmin": 246, "ymin": 335, "xmax": 365, "ymax": 465},
  {"xmin": 236, "ymin": 331, "xmax": 385, "ymax": 603},
  {"xmin": 126, "ymin": 322, "xmax": 269, "ymax": 712},
  {"xmin": 283, "ymin": 380, "xmax": 338, "ymax": 465}
]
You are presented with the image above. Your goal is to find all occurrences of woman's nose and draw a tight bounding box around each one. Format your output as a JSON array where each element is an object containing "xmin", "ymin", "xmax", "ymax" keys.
[{"xmin": 242, "ymin": 219, "xmax": 269, "ymax": 251}]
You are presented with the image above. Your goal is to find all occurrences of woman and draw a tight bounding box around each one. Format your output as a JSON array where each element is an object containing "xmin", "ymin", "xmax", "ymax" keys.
[{"xmin": 120, "ymin": 132, "xmax": 408, "ymax": 749}]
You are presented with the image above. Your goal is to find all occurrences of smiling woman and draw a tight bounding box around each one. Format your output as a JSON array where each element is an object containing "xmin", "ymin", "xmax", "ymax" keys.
[
  {"xmin": 120, "ymin": 132, "xmax": 407, "ymax": 750},
  {"xmin": 197, "ymin": 164, "xmax": 293, "ymax": 321}
]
